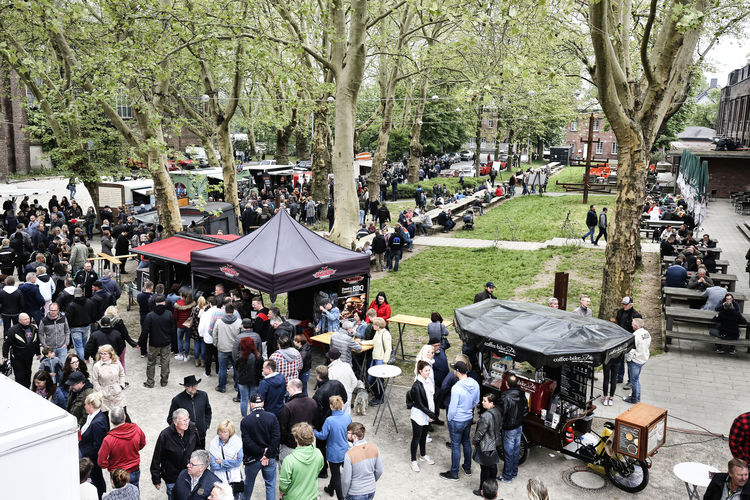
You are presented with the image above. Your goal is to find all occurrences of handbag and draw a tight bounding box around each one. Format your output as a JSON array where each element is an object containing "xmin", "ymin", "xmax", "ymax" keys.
[
  {"xmin": 221, "ymin": 442, "xmax": 244, "ymax": 493},
  {"xmin": 181, "ymin": 315, "xmax": 194, "ymax": 329}
]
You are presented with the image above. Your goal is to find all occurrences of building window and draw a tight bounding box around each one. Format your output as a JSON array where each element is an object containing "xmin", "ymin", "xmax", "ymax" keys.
[
  {"xmin": 469, "ymin": 137, "xmax": 475, "ymax": 145},
  {"xmin": 488, "ymin": 119, "xmax": 494, "ymax": 128},
  {"xmin": 116, "ymin": 95, "xmax": 133, "ymax": 119},
  {"xmin": 593, "ymin": 119, "xmax": 600, "ymax": 132},
  {"xmin": 481, "ymin": 137, "xmax": 486, "ymax": 145},
  {"xmin": 612, "ymin": 142, "xmax": 617, "ymax": 155},
  {"xmin": 596, "ymin": 142, "xmax": 603, "ymax": 154},
  {"xmin": 570, "ymin": 121, "xmax": 577, "ymax": 131}
]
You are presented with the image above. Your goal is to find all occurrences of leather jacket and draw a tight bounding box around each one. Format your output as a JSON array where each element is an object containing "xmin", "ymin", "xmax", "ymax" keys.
[
  {"xmin": 500, "ymin": 387, "xmax": 528, "ymax": 430},
  {"xmin": 409, "ymin": 380, "xmax": 436, "ymax": 420}
]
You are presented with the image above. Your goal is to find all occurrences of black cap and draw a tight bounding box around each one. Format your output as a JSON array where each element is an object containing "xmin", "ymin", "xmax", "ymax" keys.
[
  {"xmin": 99, "ymin": 316, "xmax": 111, "ymax": 327},
  {"xmin": 326, "ymin": 347, "xmax": 341, "ymax": 360},
  {"xmin": 66, "ymin": 371, "xmax": 86, "ymax": 386},
  {"xmin": 180, "ymin": 375, "xmax": 202, "ymax": 387},
  {"xmin": 241, "ymin": 318, "xmax": 254, "ymax": 329},
  {"xmin": 452, "ymin": 361, "xmax": 469, "ymax": 374},
  {"xmin": 486, "ymin": 282, "xmax": 495, "ymax": 288},
  {"xmin": 428, "ymin": 335, "xmax": 441, "ymax": 345},
  {"xmin": 249, "ymin": 393, "xmax": 264, "ymax": 404},
  {"xmin": 92, "ymin": 280, "xmax": 103, "ymax": 288},
  {"xmin": 154, "ymin": 294, "xmax": 166, "ymax": 303}
]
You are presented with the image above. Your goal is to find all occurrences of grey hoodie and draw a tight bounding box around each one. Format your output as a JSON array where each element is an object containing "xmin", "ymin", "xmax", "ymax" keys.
[{"xmin": 213, "ymin": 314, "xmax": 242, "ymax": 352}]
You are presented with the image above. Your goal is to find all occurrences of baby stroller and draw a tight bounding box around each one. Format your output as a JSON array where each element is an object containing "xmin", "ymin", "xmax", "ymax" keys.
[{"xmin": 462, "ymin": 209, "xmax": 475, "ymax": 230}]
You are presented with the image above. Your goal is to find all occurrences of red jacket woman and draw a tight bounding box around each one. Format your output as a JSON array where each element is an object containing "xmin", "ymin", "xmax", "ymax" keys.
[{"xmin": 368, "ymin": 291, "xmax": 391, "ymax": 323}]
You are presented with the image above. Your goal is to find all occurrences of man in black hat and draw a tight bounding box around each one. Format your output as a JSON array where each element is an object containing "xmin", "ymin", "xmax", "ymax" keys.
[
  {"xmin": 240, "ymin": 393, "xmax": 280, "ymax": 499},
  {"xmin": 474, "ymin": 282, "xmax": 496, "ymax": 303},
  {"xmin": 167, "ymin": 375, "xmax": 213, "ymax": 449},
  {"xmin": 610, "ymin": 296, "xmax": 642, "ymax": 388},
  {"xmin": 66, "ymin": 370, "xmax": 94, "ymax": 426}
]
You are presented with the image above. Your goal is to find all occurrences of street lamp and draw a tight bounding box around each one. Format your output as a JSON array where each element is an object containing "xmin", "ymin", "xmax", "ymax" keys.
[
  {"xmin": 327, "ymin": 96, "xmax": 335, "ymax": 102},
  {"xmin": 201, "ymin": 94, "xmax": 210, "ymax": 103},
  {"xmin": 431, "ymin": 95, "xmax": 439, "ymax": 102}
]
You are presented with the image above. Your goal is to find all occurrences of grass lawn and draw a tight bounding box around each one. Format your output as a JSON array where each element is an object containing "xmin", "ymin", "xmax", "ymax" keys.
[
  {"xmin": 545, "ymin": 166, "xmax": 586, "ymax": 192},
  {"xmin": 464, "ymin": 194, "xmax": 614, "ymax": 242}
]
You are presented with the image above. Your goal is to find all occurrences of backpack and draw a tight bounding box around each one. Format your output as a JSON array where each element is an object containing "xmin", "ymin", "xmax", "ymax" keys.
[{"xmin": 405, "ymin": 386, "xmax": 414, "ymax": 409}]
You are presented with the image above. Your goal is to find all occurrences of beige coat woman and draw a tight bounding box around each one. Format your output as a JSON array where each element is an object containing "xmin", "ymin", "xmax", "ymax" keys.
[{"xmin": 91, "ymin": 347, "xmax": 126, "ymax": 411}]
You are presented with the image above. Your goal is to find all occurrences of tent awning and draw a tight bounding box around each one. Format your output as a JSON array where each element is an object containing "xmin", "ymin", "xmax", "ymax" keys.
[
  {"xmin": 190, "ymin": 210, "xmax": 370, "ymax": 297},
  {"xmin": 454, "ymin": 299, "xmax": 634, "ymax": 367},
  {"xmin": 132, "ymin": 234, "xmax": 240, "ymax": 264}
]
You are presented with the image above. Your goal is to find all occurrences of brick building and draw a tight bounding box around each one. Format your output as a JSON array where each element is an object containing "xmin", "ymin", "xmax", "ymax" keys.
[
  {"xmin": 716, "ymin": 63, "xmax": 750, "ymax": 146},
  {"xmin": 564, "ymin": 113, "xmax": 618, "ymax": 162},
  {"xmin": 0, "ymin": 65, "xmax": 31, "ymax": 180}
]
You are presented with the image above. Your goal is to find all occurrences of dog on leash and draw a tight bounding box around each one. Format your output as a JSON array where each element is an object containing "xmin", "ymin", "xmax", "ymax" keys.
[{"xmin": 353, "ymin": 380, "xmax": 368, "ymax": 416}]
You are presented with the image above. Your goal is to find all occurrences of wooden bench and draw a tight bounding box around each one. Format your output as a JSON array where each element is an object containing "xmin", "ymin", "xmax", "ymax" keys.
[
  {"xmin": 664, "ymin": 306, "xmax": 750, "ymax": 352},
  {"xmin": 661, "ymin": 256, "xmax": 729, "ymax": 274},
  {"xmin": 662, "ymin": 286, "xmax": 745, "ymax": 312},
  {"xmin": 739, "ymin": 222, "xmax": 750, "ymax": 242}
]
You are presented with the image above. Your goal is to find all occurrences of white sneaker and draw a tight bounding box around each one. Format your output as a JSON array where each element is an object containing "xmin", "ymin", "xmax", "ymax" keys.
[
  {"xmin": 174, "ymin": 354, "xmax": 184, "ymax": 360},
  {"xmin": 419, "ymin": 455, "xmax": 435, "ymax": 465},
  {"xmin": 411, "ymin": 461, "xmax": 420, "ymax": 472},
  {"xmin": 426, "ymin": 434, "xmax": 433, "ymax": 443},
  {"xmin": 183, "ymin": 357, "xmax": 190, "ymax": 363}
]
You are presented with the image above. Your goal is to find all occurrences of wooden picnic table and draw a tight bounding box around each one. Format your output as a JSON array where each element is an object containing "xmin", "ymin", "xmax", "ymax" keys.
[
  {"xmin": 672, "ymin": 245, "xmax": 722, "ymax": 258},
  {"xmin": 309, "ymin": 332, "xmax": 373, "ymax": 352},
  {"xmin": 663, "ymin": 306, "xmax": 750, "ymax": 353},
  {"xmin": 661, "ymin": 256, "xmax": 728, "ymax": 274},
  {"xmin": 388, "ymin": 314, "xmax": 450, "ymax": 361},
  {"xmin": 661, "ymin": 272, "xmax": 737, "ymax": 292},
  {"xmin": 662, "ymin": 287, "xmax": 745, "ymax": 312}
]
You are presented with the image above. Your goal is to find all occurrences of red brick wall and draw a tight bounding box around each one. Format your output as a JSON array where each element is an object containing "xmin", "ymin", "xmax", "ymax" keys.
[
  {"xmin": 564, "ymin": 113, "xmax": 618, "ymax": 162},
  {"xmin": 706, "ymin": 158, "xmax": 750, "ymax": 197}
]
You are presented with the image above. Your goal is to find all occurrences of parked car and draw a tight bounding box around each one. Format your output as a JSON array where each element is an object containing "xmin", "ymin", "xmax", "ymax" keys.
[
  {"xmin": 298, "ymin": 159, "xmax": 312, "ymax": 169},
  {"xmin": 460, "ymin": 150, "xmax": 475, "ymax": 161}
]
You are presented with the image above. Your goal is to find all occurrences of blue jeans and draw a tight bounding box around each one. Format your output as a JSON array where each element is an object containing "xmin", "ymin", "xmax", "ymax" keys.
[
  {"xmin": 238, "ymin": 384, "xmax": 257, "ymax": 417},
  {"xmin": 70, "ymin": 326, "xmax": 90, "ymax": 360},
  {"xmin": 368, "ymin": 359, "xmax": 384, "ymax": 400},
  {"xmin": 166, "ymin": 482, "xmax": 175, "ymax": 499},
  {"xmin": 193, "ymin": 339, "xmax": 204, "ymax": 361},
  {"xmin": 218, "ymin": 351, "xmax": 235, "ymax": 391},
  {"xmin": 128, "ymin": 469, "xmax": 140, "ymax": 489},
  {"xmin": 385, "ymin": 248, "xmax": 392, "ymax": 269},
  {"xmin": 177, "ymin": 328, "xmax": 190, "ymax": 357},
  {"xmin": 392, "ymin": 249, "xmax": 403, "ymax": 272},
  {"xmin": 243, "ymin": 459, "xmax": 276, "ymax": 500},
  {"xmin": 299, "ymin": 370, "xmax": 310, "ymax": 396},
  {"xmin": 502, "ymin": 426, "xmax": 522, "ymax": 480},
  {"xmin": 448, "ymin": 419, "xmax": 473, "ymax": 476},
  {"xmin": 54, "ymin": 347, "xmax": 68, "ymax": 362},
  {"xmin": 582, "ymin": 225, "xmax": 596, "ymax": 242},
  {"xmin": 627, "ymin": 361, "xmax": 643, "ymax": 402},
  {"xmin": 359, "ymin": 209, "xmax": 365, "ymax": 224},
  {"xmin": 618, "ymin": 356, "xmax": 627, "ymax": 382},
  {"xmin": 347, "ymin": 493, "xmax": 375, "ymax": 500}
]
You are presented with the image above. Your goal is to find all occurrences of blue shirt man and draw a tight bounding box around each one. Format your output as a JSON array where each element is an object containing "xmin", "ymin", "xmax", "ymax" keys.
[{"xmin": 440, "ymin": 361, "xmax": 480, "ymax": 481}]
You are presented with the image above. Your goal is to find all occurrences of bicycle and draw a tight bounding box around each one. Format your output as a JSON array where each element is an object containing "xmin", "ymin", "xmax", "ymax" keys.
[{"xmin": 560, "ymin": 210, "xmax": 580, "ymax": 241}]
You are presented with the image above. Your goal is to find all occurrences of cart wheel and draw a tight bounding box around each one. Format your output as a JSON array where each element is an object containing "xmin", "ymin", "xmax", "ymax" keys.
[
  {"xmin": 605, "ymin": 456, "xmax": 649, "ymax": 493},
  {"xmin": 497, "ymin": 434, "xmax": 529, "ymax": 466}
]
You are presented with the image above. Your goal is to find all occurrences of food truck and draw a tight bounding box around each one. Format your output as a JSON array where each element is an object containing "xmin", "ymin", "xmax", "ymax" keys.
[{"xmin": 455, "ymin": 300, "xmax": 666, "ymax": 493}]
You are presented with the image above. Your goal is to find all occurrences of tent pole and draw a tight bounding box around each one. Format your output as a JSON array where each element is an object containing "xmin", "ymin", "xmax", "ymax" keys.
[{"xmin": 191, "ymin": 271, "xmax": 194, "ymax": 291}]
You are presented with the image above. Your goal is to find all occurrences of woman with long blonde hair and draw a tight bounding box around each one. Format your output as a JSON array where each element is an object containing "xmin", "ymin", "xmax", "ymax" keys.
[
  {"xmin": 90, "ymin": 344, "xmax": 126, "ymax": 415},
  {"xmin": 103, "ymin": 305, "xmax": 137, "ymax": 373}
]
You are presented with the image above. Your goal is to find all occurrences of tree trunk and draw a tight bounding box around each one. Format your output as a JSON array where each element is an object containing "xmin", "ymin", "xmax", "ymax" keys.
[
  {"xmin": 329, "ymin": 88, "xmax": 359, "ymax": 248},
  {"xmin": 407, "ymin": 77, "xmax": 428, "ymax": 183},
  {"xmin": 311, "ymin": 102, "xmax": 330, "ymax": 204},
  {"xmin": 369, "ymin": 95, "xmax": 396, "ymax": 198},
  {"xmin": 148, "ymin": 133, "xmax": 182, "ymax": 236},
  {"xmin": 217, "ymin": 125, "xmax": 241, "ymax": 230},
  {"xmin": 598, "ymin": 134, "xmax": 647, "ymax": 320},
  {"xmin": 275, "ymin": 108, "xmax": 297, "ymax": 165},
  {"xmin": 474, "ymin": 97, "xmax": 484, "ymax": 170},
  {"xmin": 295, "ymin": 114, "xmax": 309, "ymax": 160}
]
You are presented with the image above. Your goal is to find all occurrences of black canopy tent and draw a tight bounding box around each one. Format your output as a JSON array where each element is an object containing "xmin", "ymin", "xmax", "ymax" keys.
[
  {"xmin": 454, "ymin": 299, "xmax": 634, "ymax": 368},
  {"xmin": 189, "ymin": 209, "xmax": 371, "ymax": 319}
]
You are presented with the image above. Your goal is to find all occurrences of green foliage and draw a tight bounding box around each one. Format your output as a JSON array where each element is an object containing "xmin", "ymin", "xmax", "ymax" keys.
[
  {"xmin": 420, "ymin": 97, "xmax": 474, "ymax": 154},
  {"xmin": 545, "ymin": 167, "xmax": 585, "ymax": 192},
  {"xmin": 371, "ymin": 246, "xmax": 561, "ymax": 318},
  {"xmin": 464, "ymin": 194, "xmax": 613, "ymax": 241}
]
